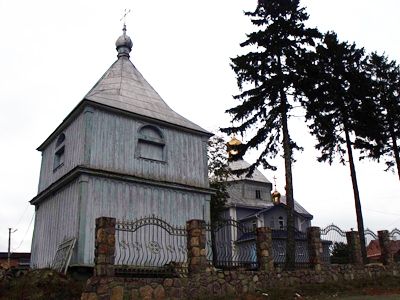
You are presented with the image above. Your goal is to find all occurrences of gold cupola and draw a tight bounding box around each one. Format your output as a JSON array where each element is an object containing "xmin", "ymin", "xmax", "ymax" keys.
[
  {"xmin": 226, "ymin": 135, "xmax": 242, "ymax": 160},
  {"xmin": 271, "ymin": 176, "xmax": 281, "ymax": 205}
]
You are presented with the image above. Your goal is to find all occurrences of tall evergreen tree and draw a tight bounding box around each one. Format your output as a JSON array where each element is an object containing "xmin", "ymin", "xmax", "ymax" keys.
[
  {"xmin": 221, "ymin": 0, "xmax": 320, "ymax": 270},
  {"xmin": 299, "ymin": 32, "xmax": 370, "ymax": 263},
  {"xmin": 355, "ymin": 53, "xmax": 400, "ymax": 180}
]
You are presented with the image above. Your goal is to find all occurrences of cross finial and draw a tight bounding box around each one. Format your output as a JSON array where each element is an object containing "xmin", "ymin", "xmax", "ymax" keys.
[
  {"xmin": 120, "ymin": 9, "xmax": 131, "ymax": 26},
  {"xmin": 273, "ymin": 176, "xmax": 277, "ymax": 190}
]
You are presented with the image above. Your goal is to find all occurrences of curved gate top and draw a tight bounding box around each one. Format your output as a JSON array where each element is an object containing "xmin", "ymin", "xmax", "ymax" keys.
[{"xmin": 115, "ymin": 215, "xmax": 187, "ymax": 276}]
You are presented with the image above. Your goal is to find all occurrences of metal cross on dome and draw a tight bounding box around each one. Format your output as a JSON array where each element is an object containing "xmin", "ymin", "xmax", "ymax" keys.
[
  {"xmin": 120, "ymin": 8, "xmax": 131, "ymax": 25},
  {"xmin": 273, "ymin": 175, "xmax": 277, "ymax": 190}
]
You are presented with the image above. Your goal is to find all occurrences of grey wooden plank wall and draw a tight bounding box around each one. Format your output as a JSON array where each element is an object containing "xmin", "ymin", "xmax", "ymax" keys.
[
  {"xmin": 82, "ymin": 176, "xmax": 210, "ymax": 265},
  {"xmin": 38, "ymin": 114, "xmax": 85, "ymax": 192},
  {"xmin": 89, "ymin": 109, "xmax": 209, "ymax": 188},
  {"xmin": 30, "ymin": 179, "xmax": 80, "ymax": 268}
]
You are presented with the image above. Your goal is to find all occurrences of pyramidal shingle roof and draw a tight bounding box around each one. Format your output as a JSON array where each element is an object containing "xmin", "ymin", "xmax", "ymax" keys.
[
  {"xmin": 227, "ymin": 159, "xmax": 271, "ymax": 184},
  {"xmin": 84, "ymin": 56, "xmax": 210, "ymax": 134}
]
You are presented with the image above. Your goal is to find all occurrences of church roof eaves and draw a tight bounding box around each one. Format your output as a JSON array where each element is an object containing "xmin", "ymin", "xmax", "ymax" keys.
[
  {"xmin": 30, "ymin": 165, "xmax": 214, "ymax": 205},
  {"xmin": 237, "ymin": 202, "xmax": 313, "ymax": 221},
  {"xmin": 37, "ymin": 99, "xmax": 212, "ymax": 151}
]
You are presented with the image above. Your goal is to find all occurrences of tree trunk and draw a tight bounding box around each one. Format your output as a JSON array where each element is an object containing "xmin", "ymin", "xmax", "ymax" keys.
[
  {"xmin": 389, "ymin": 126, "xmax": 400, "ymax": 181},
  {"xmin": 280, "ymin": 90, "xmax": 296, "ymax": 270},
  {"xmin": 344, "ymin": 127, "xmax": 367, "ymax": 264},
  {"xmin": 277, "ymin": 54, "xmax": 295, "ymax": 270}
]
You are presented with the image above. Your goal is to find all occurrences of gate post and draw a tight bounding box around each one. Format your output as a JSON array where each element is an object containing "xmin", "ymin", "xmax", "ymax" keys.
[
  {"xmin": 256, "ymin": 227, "xmax": 274, "ymax": 272},
  {"xmin": 307, "ymin": 226, "xmax": 322, "ymax": 271},
  {"xmin": 346, "ymin": 230, "xmax": 363, "ymax": 265},
  {"xmin": 186, "ymin": 219, "xmax": 207, "ymax": 273},
  {"xmin": 378, "ymin": 230, "xmax": 394, "ymax": 265},
  {"xmin": 94, "ymin": 217, "xmax": 116, "ymax": 276}
]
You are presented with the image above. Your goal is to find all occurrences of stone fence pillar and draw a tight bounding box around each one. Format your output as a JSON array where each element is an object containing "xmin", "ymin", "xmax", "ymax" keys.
[
  {"xmin": 94, "ymin": 217, "xmax": 116, "ymax": 276},
  {"xmin": 378, "ymin": 230, "xmax": 394, "ymax": 265},
  {"xmin": 256, "ymin": 227, "xmax": 274, "ymax": 272},
  {"xmin": 346, "ymin": 231, "xmax": 363, "ymax": 265},
  {"xmin": 186, "ymin": 219, "xmax": 207, "ymax": 273},
  {"xmin": 307, "ymin": 226, "xmax": 322, "ymax": 271}
]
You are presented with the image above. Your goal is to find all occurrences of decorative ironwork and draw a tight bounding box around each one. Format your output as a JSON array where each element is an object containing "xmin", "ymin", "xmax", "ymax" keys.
[
  {"xmin": 321, "ymin": 224, "xmax": 347, "ymax": 254},
  {"xmin": 364, "ymin": 228, "xmax": 378, "ymax": 246},
  {"xmin": 51, "ymin": 237, "xmax": 76, "ymax": 274},
  {"xmin": 205, "ymin": 219, "xmax": 257, "ymax": 270},
  {"xmin": 115, "ymin": 216, "xmax": 187, "ymax": 277},
  {"xmin": 271, "ymin": 229, "xmax": 310, "ymax": 268},
  {"xmin": 390, "ymin": 228, "xmax": 400, "ymax": 240}
]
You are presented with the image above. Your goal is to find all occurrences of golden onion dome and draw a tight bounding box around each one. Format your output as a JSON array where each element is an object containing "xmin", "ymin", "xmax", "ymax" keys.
[
  {"xmin": 271, "ymin": 190, "xmax": 281, "ymax": 205},
  {"xmin": 227, "ymin": 136, "xmax": 242, "ymax": 146},
  {"xmin": 226, "ymin": 136, "xmax": 242, "ymax": 158}
]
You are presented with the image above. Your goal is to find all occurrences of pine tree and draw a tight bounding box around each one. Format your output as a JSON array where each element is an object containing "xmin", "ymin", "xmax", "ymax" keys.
[
  {"xmin": 355, "ymin": 53, "xmax": 400, "ymax": 180},
  {"xmin": 300, "ymin": 32, "xmax": 370, "ymax": 263},
  {"xmin": 221, "ymin": 0, "xmax": 320, "ymax": 270}
]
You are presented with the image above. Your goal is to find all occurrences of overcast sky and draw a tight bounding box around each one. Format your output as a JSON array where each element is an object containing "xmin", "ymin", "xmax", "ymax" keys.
[{"xmin": 0, "ymin": 0, "xmax": 399, "ymax": 253}]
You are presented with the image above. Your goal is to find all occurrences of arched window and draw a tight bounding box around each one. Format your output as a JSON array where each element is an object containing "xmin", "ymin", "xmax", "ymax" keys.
[
  {"xmin": 136, "ymin": 125, "xmax": 165, "ymax": 161},
  {"xmin": 54, "ymin": 133, "xmax": 65, "ymax": 170}
]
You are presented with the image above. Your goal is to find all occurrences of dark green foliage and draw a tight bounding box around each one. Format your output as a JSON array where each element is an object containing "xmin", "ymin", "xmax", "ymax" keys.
[
  {"xmin": 221, "ymin": 0, "xmax": 320, "ymax": 270},
  {"xmin": 354, "ymin": 52, "xmax": 400, "ymax": 180},
  {"xmin": 208, "ymin": 136, "xmax": 230, "ymax": 223},
  {"xmin": 300, "ymin": 32, "xmax": 371, "ymax": 164},
  {"xmin": 299, "ymin": 32, "xmax": 369, "ymax": 263},
  {"xmin": 330, "ymin": 242, "xmax": 350, "ymax": 264},
  {"xmin": 222, "ymin": 0, "xmax": 320, "ymax": 171}
]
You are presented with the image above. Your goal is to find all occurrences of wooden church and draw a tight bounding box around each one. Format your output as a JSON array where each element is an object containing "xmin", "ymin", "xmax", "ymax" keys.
[{"xmin": 30, "ymin": 26, "xmax": 213, "ymax": 268}]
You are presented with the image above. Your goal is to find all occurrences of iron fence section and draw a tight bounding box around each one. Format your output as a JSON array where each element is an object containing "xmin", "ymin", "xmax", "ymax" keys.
[
  {"xmin": 364, "ymin": 228, "xmax": 378, "ymax": 246},
  {"xmin": 115, "ymin": 216, "xmax": 187, "ymax": 277},
  {"xmin": 271, "ymin": 229, "xmax": 310, "ymax": 268},
  {"xmin": 321, "ymin": 224, "xmax": 348, "ymax": 264},
  {"xmin": 390, "ymin": 228, "xmax": 400, "ymax": 240},
  {"xmin": 205, "ymin": 219, "xmax": 257, "ymax": 270}
]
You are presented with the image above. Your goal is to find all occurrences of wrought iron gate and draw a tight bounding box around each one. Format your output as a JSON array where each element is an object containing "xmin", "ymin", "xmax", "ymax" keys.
[{"xmin": 115, "ymin": 216, "xmax": 187, "ymax": 276}]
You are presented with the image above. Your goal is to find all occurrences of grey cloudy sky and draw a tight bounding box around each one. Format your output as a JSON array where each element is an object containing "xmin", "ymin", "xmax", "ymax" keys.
[{"xmin": 0, "ymin": 0, "xmax": 399, "ymax": 253}]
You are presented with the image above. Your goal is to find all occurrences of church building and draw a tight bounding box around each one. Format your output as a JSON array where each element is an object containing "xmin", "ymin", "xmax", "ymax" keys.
[
  {"xmin": 30, "ymin": 26, "xmax": 213, "ymax": 268},
  {"xmin": 223, "ymin": 136, "xmax": 313, "ymax": 232}
]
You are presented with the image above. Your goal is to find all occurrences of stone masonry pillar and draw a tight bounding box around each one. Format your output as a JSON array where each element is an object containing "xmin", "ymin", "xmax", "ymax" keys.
[
  {"xmin": 378, "ymin": 230, "xmax": 394, "ymax": 265},
  {"xmin": 94, "ymin": 217, "xmax": 116, "ymax": 276},
  {"xmin": 346, "ymin": 231, "xmax": 363, "ymax": 265},
  {"xmin": 256, "ymin": 227, "xmax": 274, "ymax": 272},
  {"xmin": 186, "ymin": 219, "xmax": 207, "ymax": 273},
  {"xmin": 307, "ymin": 227, "xmax": 322, "ymax": 271}
]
